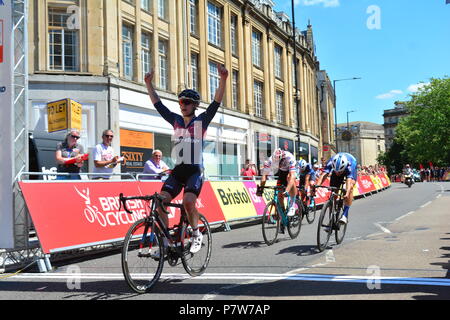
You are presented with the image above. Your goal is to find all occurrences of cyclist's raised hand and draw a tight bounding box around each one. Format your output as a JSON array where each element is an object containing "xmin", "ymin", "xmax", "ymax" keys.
[
  {"xmin": 218, "ymin": 64, "xmax": 229, "ymax": 80},
  {"xmin": 144, "ymin": 70, "xmax": 155, "ymax": 87}
]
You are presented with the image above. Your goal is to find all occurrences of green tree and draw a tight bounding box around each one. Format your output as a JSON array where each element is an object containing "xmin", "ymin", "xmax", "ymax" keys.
[{"xmin": 396, "ymin": 77, "xmax": 450, "ymax": 167}]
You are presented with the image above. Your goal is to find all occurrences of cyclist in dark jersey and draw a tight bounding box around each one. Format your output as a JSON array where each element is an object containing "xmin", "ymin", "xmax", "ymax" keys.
[{"xmin": 144, "ymin": 65, "xmax": 228, "ymax": 253}]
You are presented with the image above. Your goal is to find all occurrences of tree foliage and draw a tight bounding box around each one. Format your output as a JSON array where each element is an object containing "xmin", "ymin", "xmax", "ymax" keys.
[{"xmin": 395, "ymin": 77, "xmax": 450, "ymax": 167}]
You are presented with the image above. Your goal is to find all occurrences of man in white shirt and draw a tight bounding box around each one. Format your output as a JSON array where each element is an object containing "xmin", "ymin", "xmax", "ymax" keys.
[
  {"xmin": 142, "ymin": 149, "xmax": 170, "ymax": 180},
  {"xmin": 92, "ymin": 129, "xmax": 123, "ymax": 179}
]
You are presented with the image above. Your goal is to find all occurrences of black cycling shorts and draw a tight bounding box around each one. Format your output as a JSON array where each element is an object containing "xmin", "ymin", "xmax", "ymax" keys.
[
  {"xmin": 161, "ymin": 164, "xmax": 204, "ymax": 198},
  {"xmin": 330, "ymin": 173, "xmax": 346, "ymax": 189},
  {"xmin": 276, "ymin": 170, "xmax": 289, "ymax": 187}
]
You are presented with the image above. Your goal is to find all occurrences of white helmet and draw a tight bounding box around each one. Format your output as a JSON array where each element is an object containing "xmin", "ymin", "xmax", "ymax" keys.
[
  {"xmin": 332, "ymin": 154, "xmax": 349, "ymax": 173},
  {"xmin": 272, "ymin": 148, "xmax": 283, "ymax": 162},
  {"xmin": 298, "ymin": 159, "xmax": 308, "ymax": 172}
]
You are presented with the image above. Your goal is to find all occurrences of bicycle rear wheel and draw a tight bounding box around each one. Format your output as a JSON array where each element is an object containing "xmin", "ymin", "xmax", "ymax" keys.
[
  {"xmin": 262, "ymin": 201, "xmax": 280, "ymax": 246},
  {"xmin": 317, "ymin": 200, "xmax": 333, "ymax": 252},
  {"xmin": 121, "ymin": 219, "xmax": 164, "ymax": 294},
  {"xmin": 305, "ymin": 196, "xmax": 316, "ymax": 224},
  {"xmin": 335, "ymin": 208, "xmax": 348, "ymax": 244},
  {"xmin": 287, "ymin": 198, "xmax": 302, "ymax": 239},
  {"xmin": 181, "ymin": 214, "xmax": 212, "ymax": 277}
]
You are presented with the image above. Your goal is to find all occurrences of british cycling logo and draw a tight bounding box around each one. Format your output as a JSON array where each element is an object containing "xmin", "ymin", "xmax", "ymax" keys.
[{"xmin": 74, "ymin": 186, "xmax": 147, "ymax": 227}]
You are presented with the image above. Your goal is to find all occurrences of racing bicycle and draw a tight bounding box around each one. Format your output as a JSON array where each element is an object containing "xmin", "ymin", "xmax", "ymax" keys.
[
  {"xmin": 119, "ymin": 192, "xmax": 212, "ymax": 293},
  {"xmin": 260, "ymin": 185, "xmax": 302, "ymax": 246},
  {"xmin": 314, "ymin": 183, "xmax": 348, "ymax": 252},
  {"xmin": 297, "ymin": 186, "xmax": 317, "ymax": 224}
]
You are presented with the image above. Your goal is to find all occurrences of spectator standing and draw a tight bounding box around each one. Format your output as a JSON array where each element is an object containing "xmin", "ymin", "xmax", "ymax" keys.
[
  {"xmin": 142, "ymin": 149, "xmax": 170, "ymax": 180},
  {"xmin": 55, "ymin": 129, "xmax": 87, "ymax": 180},
  {"xmin": 241, "ymin": 159, "xmax": 257, "ymax": 180},
  {"xmin": 92, "ymin": 129, "xmax": 123, "ymax": 180}
]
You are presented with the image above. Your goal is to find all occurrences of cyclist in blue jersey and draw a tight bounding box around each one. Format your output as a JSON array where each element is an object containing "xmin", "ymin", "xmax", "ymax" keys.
[
  {"xmin": 297, "ymin": 159, "xmax": 317, "ymax": 203},
  {"xmin": 144, "ymin": 65, "xmax": 228, "ymax": 253},
  {"xmin": 315, "ymin": 153, "xmax": 358, "ymax": 225}
]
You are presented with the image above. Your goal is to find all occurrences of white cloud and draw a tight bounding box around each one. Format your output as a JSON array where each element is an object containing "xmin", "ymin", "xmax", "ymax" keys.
[
  {"xmin": 407, "ymin": 82, "xmax": 430, "ymax": 93},
  {"xmin": 298, "ymin": 0, "xmax": 340, "ymax": 8},
  {"xmin": 376, "ymin": 90, "xmax": 403, "ymax": 100}
]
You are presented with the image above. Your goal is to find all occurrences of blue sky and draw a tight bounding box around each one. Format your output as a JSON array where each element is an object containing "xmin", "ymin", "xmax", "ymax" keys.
[{"xmin": 275, "ymin": 0, "xmax": 450, "ymax": 125}]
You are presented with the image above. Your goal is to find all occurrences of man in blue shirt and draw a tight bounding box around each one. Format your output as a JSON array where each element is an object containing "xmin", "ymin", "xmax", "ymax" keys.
[{"xmin": 315, "ymin": 153, "xmax": 358, "ymax": 225}]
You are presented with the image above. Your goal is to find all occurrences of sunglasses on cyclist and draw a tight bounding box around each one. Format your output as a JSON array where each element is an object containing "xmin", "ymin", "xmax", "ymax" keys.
[
  {"xmin": 179, "ymin": 99, "xmax": 195, "ymax": 106},
  {"xmin": 71, "ymin": 135, "xmax": 80, "ymax": 140}
]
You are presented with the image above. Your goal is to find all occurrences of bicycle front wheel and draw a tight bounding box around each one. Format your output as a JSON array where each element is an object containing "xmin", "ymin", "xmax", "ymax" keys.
[
  {"xmin": 305, "ymin": 196, "xmax": 316, "ymax": 224},
  {"xmin": 262, "ymin": 201, "xmax": 280, "ymax": 246},
  {"xmin": 181, "ymin": 214, "xmax": 212, "ymax": 277},
  {"xmin": 287, "ymin": 198, "xmax": 302, "ymax": 239},
  {"xmin": 121, "ymin": 219, "xmax": 164, "ymax": 294},
  {"xmin": 317, "ymin": 200, "xmax": 333, "ymax": 252},
  {"xmin": 335, "ymin": 209, "xmax": 348, "ymax": 245}
]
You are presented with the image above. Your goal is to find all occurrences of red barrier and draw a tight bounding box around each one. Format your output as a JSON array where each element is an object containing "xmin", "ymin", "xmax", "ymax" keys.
[
  {"xmin": 19, "ymin": 181, "xmax": 146, "ymax": 254},
  {"xmin": 19, "ymin": 174, "xmax": 391, "ymax": 254}
]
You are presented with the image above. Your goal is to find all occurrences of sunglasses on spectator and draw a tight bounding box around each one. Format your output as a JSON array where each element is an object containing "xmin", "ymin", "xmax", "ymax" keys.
[
  {"xmin": 104, "ymin": 135, "xmax": 114, "ymax": 138},
  {"xmin": 179, "ymin": 99, "xmax": 195, "ymax": 106},
  {"xmin": 71, "ymin": 135, "xmax": 80, "ymax": 140}
]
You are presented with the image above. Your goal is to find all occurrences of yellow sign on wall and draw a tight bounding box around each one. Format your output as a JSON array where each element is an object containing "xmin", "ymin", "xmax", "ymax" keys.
[{"xmin": 47, "ymin": 99, "xmax": 82, "ymax": 133}]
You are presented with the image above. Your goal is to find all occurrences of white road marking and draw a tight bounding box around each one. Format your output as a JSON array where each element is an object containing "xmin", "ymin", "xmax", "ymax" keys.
[
  {"xmin": 5, "ymin": 272, "xmax": 450, "ymax": 287},
  {"xmin": 374, "ymin": 223, "xmax": 392, "ymax": 234},
  {"xmin": 420, "ymin": 201, "xmax": 432, "ymax": 208},
  {"xmin": 395, "ymin": 211, "xmax": 415, "ymax": 221}
]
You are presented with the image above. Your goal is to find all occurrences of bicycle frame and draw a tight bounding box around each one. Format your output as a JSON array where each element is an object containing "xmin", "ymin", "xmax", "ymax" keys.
[
  {"xmin": 120, "ymin": 193, "xmax": 188, "ymax": 253},
  {"xmin": 264, "ymin": 186, "xmax": 289, "ymax": 226}
]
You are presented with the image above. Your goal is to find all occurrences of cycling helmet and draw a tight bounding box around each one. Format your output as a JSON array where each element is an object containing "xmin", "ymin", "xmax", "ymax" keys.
[
  {"xmin": 298, "ymin": 159, "xmax": 308, "ymax": 172},
  {"xmin": 178, "ymin": 89, "xmax": 201, "ymax": 103},
  {"xmin": 273, "ymin": 148, "xmax": 283, "ymax": 162},
  {"xmin": 331, "ymin": 154, "xmax": 349, "ymax": 173}
]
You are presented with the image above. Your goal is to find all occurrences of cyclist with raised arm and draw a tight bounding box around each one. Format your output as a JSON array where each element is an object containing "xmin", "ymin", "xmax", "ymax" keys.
[
  {"xmin": 315, "ymin": 153, "xmax": 358, "ymax": 225},
  {"xmin": 256, "ymin": 148, "xmax": 298, "ymax": 218},
  {"xmin": 144, "ymin": 64, "xmax": 228, "ymax": 253}
]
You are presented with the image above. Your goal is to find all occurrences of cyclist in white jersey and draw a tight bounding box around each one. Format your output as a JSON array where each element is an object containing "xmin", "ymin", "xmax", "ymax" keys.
[{"xmin": 256, "ymin": 149, "xmax": 298, "ymax": 217}]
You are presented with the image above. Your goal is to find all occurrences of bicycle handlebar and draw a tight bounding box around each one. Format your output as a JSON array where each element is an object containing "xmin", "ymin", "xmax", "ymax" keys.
[{"xmin": 119, "ymin": 193, "xmax": 167, "ymax": 214}]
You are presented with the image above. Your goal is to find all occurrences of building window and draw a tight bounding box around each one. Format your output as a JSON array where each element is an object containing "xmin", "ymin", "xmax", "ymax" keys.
[
  {"xmin": 252, "ymin": 30, "xmax": 262, "ymax": 68},
  {"xmin": 189, "ymin": 0, "xmax": 198, "ymax": 36},
  {"xmin": 191, "ymin": 52, "xmax": 199, "ymax": 91},
  {"xmin": 141, "ymin": 0, "xmax": 151, "ymax": 12},
  {"xmin": 48, "ymin": 7, "xmax": 80, "ymax": 71},
  {"xmin": 232, "ymin": 70, "xmax": 239, "ymax": 110},
  {"xmin": 276, "ymin": 91, "xmax": 284, "ymax": 124},
  {"xmin": 158, "ymin": 39, "xmax": 168, "ymax": 90},
  {"xmin": 254, "ymin": 81, "xmax": 263, "ymax": 118},
  {"xmin": 230, "ymin": 14, "xmax": 238, "ymax": 56},
  {"xmin": 158, "ymin": 0, "xmax": 166, "ymax": 19},
  {"xmin": 141, "ymin": 32, "xmax": 151, "ymax": 82},
  {"xmin": 207, "ymin": 2, "xmax": 222, "ymax": 47},
  {"xmin": 209, "ymin": 61, "xmax": 220, "ymax": 102},
  {"xmin": 122, "ymin": 24, "xmax": 134, "ymax": 80},
  {"xmin": 274, "ymin": 45, "xmax": 282, "ymax": 79}
]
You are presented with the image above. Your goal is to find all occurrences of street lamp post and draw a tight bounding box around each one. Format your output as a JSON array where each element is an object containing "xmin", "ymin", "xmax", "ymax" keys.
[
  {"xmin": 291, "ymin": 0, "xmax": 301, "ymax": 160},
  {"xmin": 333, "ymin": 77, "xmax": 361, "ymax": 153},
  {"xmin": 346, "ymin": 110, "xmax": 356, "ymax": 153}
]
